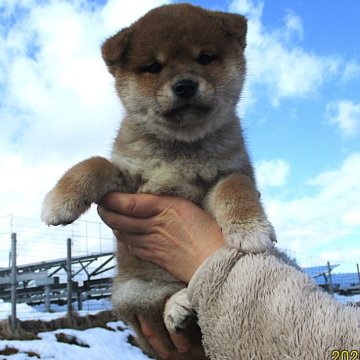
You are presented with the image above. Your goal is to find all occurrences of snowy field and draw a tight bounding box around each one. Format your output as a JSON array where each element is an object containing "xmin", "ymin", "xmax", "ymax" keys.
[
  {"xmin": 0, "ymin": 322, "xmax": 150, "ymax": 360},
  {"xmin": 0, "ymin": 321, "xmax": 149, "ymax": 360},
  {"xmin": 0, "ymin": 300, "xmax": 151, "ymax": 359},
  {"xmin": 1, "ymin": 294, "xmax": 359, "ymax": 359}
]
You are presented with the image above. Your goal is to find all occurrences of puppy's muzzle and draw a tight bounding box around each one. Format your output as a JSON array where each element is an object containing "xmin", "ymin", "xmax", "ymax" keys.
[{"xmin": 172, "ymin": 79, "xmax": 198, "ymax": 99}]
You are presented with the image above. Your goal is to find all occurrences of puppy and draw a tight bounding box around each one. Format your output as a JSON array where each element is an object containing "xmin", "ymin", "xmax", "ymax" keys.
[{"xmin": 42, "ymin": 3, "xmax": 276, "ymax": 357}]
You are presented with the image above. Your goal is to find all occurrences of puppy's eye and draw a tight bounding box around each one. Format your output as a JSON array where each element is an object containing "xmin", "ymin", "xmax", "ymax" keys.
[
  {"xmin": 145, "ymin": 62, "xmax": 162, "ymax": 74},
  {"xmin": 198, "ymin": 54, "xmax": 213, "ymax": 65}
]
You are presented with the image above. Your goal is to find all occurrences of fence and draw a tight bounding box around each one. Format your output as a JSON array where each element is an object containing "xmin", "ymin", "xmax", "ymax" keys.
[
  {"xmin": 0, "ymin": 215, "xmax": 115, "ymax": 328},
  {"xmin": 0, "ymin": 215, "xmax": 360, "ymax": 332}
]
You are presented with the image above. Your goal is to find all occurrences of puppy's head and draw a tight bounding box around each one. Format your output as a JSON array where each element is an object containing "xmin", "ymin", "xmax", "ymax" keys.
[{"xmin": 102, "ymin": 4, "xmax": 247, "ymax": 142}]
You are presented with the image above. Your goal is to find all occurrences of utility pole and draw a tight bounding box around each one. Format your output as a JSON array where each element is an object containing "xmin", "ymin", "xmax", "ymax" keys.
[
  {"xmin": 67, "ymin": 238, "xmax": 73, "ymax": 319},
  {"xmin": 327, "ymin": 261, "xmax": 334, "ymax": 295},
  {"xmin": 11, "ymin": 233, "xmax": 17, "ymax": 331}
]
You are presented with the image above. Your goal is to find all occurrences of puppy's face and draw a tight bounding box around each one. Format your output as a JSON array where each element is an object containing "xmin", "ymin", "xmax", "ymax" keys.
[{"xmin": 102, "ymin": 4, "xmax": 247, "ymax": 142}]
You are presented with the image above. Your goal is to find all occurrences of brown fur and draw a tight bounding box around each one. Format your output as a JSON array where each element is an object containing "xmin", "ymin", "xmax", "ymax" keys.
[{"xmin": 42, "ymin": 4, "xmax": 275, "ymax": 358}]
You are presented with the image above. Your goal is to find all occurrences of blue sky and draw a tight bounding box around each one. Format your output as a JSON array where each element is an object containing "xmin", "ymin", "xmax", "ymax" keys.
[{"xmin": 0, "ymin": 0, "xmax": 359, "ymax": 269}]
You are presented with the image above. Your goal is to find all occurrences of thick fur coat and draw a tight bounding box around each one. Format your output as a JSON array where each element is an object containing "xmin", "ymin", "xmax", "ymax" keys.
[
  {"xmin": 42, "ymin": 4, "xmax": 276, "ymax": 357},
  {"xmin": 189, "ymin": 247, "xmax": 360, "ymax": 359}
]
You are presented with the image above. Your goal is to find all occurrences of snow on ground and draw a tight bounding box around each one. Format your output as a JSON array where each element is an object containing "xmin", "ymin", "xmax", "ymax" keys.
[
  {"xmin": 1, "ymin": 294, "xmax": 359, "ymax": 359},
  {"xmin": 0, "ymin": 321, "xmax": 151, "ymax": 359},
  {"xmin": 0, "ymin": 300, "xmax": 151, "ymax": 359}
]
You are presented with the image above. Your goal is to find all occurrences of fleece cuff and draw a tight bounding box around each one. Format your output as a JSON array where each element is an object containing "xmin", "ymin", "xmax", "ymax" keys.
[{"xmin": 187, "ymin": 246, "xmax": 243, "ymax": 311}]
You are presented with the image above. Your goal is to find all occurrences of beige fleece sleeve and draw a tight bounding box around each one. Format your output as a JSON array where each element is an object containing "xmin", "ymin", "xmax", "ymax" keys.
[{"xmin": 187, "ymin": 247, "xmax": 360, "ymax": 360}]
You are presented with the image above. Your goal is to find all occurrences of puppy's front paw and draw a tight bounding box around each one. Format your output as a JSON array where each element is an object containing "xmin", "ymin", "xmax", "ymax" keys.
[
  {"xmin": 41, "ymin": 188, "xmax": 91, "ymax": 226},
  {"xmin": 224, "ymin": 219, "xmax": 276, "ymax": 253},
  {"xmin": 41, "ymin": 157, "xmax": 121, "ymax": 226},
  {"xmin": 164, "ymin": 288, "xmax": 196, "ymax": 333}
]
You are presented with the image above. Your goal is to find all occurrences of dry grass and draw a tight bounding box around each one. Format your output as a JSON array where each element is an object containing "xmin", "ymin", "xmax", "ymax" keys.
[
  {"xmin": 0, "ymin": 346, "xmax": 19, "ymax": 355},
  {"xmin": 0, "ymin": 310, "xmax": 117, "ymax": 340},
  {"xmin": 55, "ymin": 332, "xmax": 90, "ymax": 347},
  {"xmin": 0, "ymin": 311, "xmax": 128, "ymax": 358},
  {"xmin": 0, "ymin": 346, "xmax": 40, "ymax": 358}
]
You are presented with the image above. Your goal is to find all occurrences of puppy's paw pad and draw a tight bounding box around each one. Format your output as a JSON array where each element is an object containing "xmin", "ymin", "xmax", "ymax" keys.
[{"xmin": 164, "ymin": 289, "xmax": 196, "ymax": 333}]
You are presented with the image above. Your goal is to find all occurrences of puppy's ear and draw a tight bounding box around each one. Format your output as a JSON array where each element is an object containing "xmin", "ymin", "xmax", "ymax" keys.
[
  {"xmin": 214, "ymin": 12, "xmax": 247, "ymax": 48},
  {"xmin": 101, "ymin": 27, "xmax": 133, "ymax": 75}
]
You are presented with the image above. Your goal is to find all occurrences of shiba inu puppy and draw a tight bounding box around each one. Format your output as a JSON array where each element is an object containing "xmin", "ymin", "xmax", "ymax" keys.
[{"xmin": 42, "ymin": 3, "xmax": 276, "ymax": 357}]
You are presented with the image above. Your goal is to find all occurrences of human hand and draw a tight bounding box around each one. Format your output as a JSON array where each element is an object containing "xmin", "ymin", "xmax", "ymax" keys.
[
  {"xmin": 97, "ymin": 192, "xmax": 224, "ymax": 282},
  {"xmin": 138, "ymin": 315, "xmax": 208, "ymax": 360}
]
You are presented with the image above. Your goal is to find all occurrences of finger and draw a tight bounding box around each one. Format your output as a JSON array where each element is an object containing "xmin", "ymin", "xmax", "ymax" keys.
[
  {"xmin": 128, "ymin": 245, "xmax": 162, "ymax": 265},
  {"xmin": 113, "ymin": 231, "xmax": 153, "ymax": 250},
  {"xmin": 98, "ymin": 192, "xmax": 174, "ymax": 218},
  {"xmin": 169, "ymin": 332, "xmax": 191, "ymax": 354},
  {"xmin": 97, "ymin": 205, "xmax": 155, "ymax": 234},
  {"xmin": 138, "ymin": 315, "xmax": 172, "ymax": 359}
]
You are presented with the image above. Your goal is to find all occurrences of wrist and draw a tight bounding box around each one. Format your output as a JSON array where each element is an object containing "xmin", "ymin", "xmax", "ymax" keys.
[{"xmin": 184, "ymin": 241, "xmax": 225, "ymax": 283}]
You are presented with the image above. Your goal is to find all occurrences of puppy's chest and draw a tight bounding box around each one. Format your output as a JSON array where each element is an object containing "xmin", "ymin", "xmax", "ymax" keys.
[{"xmin": 114, "ymin": 153, "xmax": 220, "ymax": 204}]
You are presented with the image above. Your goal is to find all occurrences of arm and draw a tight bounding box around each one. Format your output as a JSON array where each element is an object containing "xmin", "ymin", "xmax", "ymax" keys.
[
  {"xmin": 98, "ymin": 193, "xmax": 360, "ymax": 359},
  {"xmin": 189, "ymin": 247, "xmax": 360, "ymax": 359}
]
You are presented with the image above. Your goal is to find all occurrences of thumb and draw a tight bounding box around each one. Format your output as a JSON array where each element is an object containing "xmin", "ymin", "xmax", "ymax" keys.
[{"xmin": 98, "ymin": 192, "xmax": 175, "ymax": 218}]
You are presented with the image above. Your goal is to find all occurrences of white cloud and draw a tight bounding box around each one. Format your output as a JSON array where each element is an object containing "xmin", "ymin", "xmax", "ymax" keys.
[
  {"xmin": 0, "ymin": 0, "xmax": 169, "ymax": 156},
  {"xmin": 0, "ymin": 0, "xmax": 169, "ymax": 220},
  {"xmin": 1, "ymin": 0, "xmax": 359, "ymax": 268},
  {"xmin": 256, "ymin": 159, "xmax": 290, "ymax": 190},
  {"xmin": 266, "ymin": 153, "xmax": 360, "ymax": 255},
  {"xmin": 319, "ymin": 248, "xmax": 360, "ymax": 265},
  {"xmin": 327, "ymin": 100, "xmax": 360, "ymax": 137},
  {"xmin": 230, "ymin": 0, "xmax": 340, "ymax": 105},
  {"xmin": 283, "ymin": 11, "xmax": 303, "ymax": 41},
  {"xmin": 342, "ymin": 210, "xmax": 360, "ymax": 226},
  {"xmin": 226, "ymin": 1, "xmax": 360, "ymax": 260},
  {"xmin": 0, "ymin": 153, "xmax": 64, "ymax": 217},
  {"xmin": 341, "ymin": 61, "xmax": 360, "ymax": 83},
  {"xmin": 230, "ymin": 0, "xmax": 264, "ymax": 19}
]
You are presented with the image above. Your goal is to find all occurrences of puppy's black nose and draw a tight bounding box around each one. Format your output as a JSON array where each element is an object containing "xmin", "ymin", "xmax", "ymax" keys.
[{"xmin": 172, "ymin": 80, "xmax": 198, "ymax": 99}]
